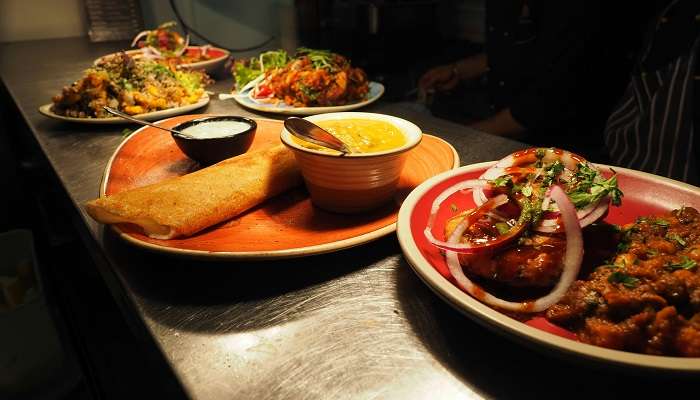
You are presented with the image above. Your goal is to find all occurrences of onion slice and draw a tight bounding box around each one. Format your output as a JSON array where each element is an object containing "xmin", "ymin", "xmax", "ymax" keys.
[
  {"xmin": 172, "ymin": 34, "xmax": 190, "ymax": 57},
  {"xmin": 424, "ymin": 179, "xmax": 489, "ymax": 252},
  {"xmin": 445, "ymin": 185, "xmax": 583, "ymax": 313},
  {"xmin": 131, "ymin": 30, "xmax": 151, "ymax": 48},
  {"xmin": 425, "ymin": 194, "xmax": 525, "ymax": 253},
  {"xmin": 577, "ymin": 196, "xmax": 610, "ymax": 227},
  {"xmin": 141, "ymin": 46, "xmax": 163, "ymax": 60}
]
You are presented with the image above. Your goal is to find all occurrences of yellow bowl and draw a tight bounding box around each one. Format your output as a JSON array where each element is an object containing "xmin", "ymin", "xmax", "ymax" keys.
[{"xmin": 280, "ymin": 112, "xmax": 422, "ymax": 213}]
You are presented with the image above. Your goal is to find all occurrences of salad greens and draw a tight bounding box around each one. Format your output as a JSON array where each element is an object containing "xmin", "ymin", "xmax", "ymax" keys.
[{"xmin": 233, "ymin": 50, "xmax": 290, "ymax": 91}]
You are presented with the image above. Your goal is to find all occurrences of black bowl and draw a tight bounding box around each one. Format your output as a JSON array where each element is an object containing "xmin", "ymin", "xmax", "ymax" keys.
[{"xmin": 171, "ymin": 116, "xmax": 257, "ymax": 165}]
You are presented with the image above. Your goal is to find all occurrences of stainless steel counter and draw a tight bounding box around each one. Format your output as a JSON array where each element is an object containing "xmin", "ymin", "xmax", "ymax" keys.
[{"xmin": 0, "ymin": 37, "xmax": 691, "ymax": 399}]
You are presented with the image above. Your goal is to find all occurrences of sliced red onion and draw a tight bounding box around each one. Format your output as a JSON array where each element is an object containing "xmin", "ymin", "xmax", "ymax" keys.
[
  {"xmin": 199, "ymin": 44, "xmax": 212, "ymax": 57},
  {"xmin": 425, "ymin": 194, "xmax": 510, "ymax": 253},
  {"xmin": 424, "ymin": 179, "xmax": 489, "ymax": 247},
  {"xmin": 131, "ymin": 30, "xmax": 151, "ymax": 48},
  {"xmin": 141, "ymin": 46, "xmax": 163, "ymax": 60},
  {"xmin": 472, "ymin": 187, "xmax": 489, "ymax": 206},
  {"xmin": 476, "ymin": 149, "xmax": 610, "ymax": 234},
  {"xmin": 534, "ymin": 196, "xmax": 607, "ymax": 233},
  {"xmin": 577, "ymin": 196, "xmax": 610, "ymax": 227},
  {"xmin": 445, "ymin": 185, "xmax": 583, "ymax": 313},
  {"xmin": 172, "ymin": 34, "xmax": 190, "ymax": 57}
]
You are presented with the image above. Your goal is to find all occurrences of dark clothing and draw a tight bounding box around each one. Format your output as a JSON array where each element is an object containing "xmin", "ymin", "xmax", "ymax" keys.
[
  {"xmin": 604, "ymin": 0, "xmax": 700, "ymax": 185},
  {"xmin": 484, "ymin": 0, "xmax": 644, "ymax": 160}
]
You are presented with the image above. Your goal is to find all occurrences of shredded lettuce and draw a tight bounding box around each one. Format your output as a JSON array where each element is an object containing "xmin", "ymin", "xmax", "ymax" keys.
[{"xmin": 233, "ymin": 50, "xmax": 289, "ymax": 90}]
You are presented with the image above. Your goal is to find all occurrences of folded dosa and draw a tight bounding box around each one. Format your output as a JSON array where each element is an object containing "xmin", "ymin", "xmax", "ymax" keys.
[{"xmin": 85, "ymin": 145, "xmax": 301, "ymax": 239}]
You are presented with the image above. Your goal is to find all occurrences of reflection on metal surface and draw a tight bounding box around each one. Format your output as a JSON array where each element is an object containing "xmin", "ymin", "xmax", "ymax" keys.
[{"xmin": 151, "ymin": 256, "xmax": 482, "ymax": 400}]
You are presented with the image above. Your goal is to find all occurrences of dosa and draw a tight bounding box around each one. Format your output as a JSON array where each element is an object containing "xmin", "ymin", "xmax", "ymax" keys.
[{"xmin": 85, "ymin": 145, "xmax": 301, "ymax": 239}]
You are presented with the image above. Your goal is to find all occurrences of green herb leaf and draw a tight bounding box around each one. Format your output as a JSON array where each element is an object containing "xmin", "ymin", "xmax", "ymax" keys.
[
  {"xmin": 654, "ymin": 219, "xmax": 670, "ymax": 227},
  {"xmin": 521, "ymin": 185, "xmax": 533, "ymax": 197},
  {"xmin": 666, "ymin": 233, "xmax": 687, "ymax": 247},
  {"xmin": 541, "ymin": 160, "xmax": 564, "ymax": 187},
  {"xmin": 495, "ymin": 222, "xmax": 511, "ymax": 235},
  {"xmin": 616, "ymin": 241, "xmax": 630, "ymax": 252},
  {"xmin": 492, "ymin": 175, "xmax": 511, "ymax": 187},
  {"xmin": 666, "ymin": 256, "xmax": 697, "ymax": 271},
  {"xmin": 608, "ymin": 271, "xmax": 640, "ymax": 288},
  {"xmin": 567, "ymin": 164, "xmax": 624, "ymax": 209}
]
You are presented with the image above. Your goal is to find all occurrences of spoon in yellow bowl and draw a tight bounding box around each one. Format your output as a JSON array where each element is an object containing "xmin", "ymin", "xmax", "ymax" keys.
[{"xmin": 284, "ymin": 117, "xmax": 352, "ymax": 154}]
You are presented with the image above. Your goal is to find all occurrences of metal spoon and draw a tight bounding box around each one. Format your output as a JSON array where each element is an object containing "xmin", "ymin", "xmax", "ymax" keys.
[
  {"xmin": 103, "ymin": 106, "xmax": 185, "ymax": 135},
  {"xmin": 284, "ymin": 117, "xmax": 352, "ymax": 154}
]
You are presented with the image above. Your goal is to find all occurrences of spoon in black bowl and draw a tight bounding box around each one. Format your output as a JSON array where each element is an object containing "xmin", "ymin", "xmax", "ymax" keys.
[
  {"xmin": 103, "ymin": 106, "xmax": 185, "ymax": 135},
  {"xmin": 284, "ymin": 116, "xmax": 352, "ymax": 154}
]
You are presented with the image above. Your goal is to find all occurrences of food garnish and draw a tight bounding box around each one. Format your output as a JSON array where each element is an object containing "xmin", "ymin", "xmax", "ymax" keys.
[
  {"xmin": 51, "ymin": 53, "xmax": 210, "ymax": 118},
  {"xmin": 232, "ymin": 50, "xmax": 290, "ymax": 92},
  {"xmin": 131, "ymin": 21, "xmax": 189, "ymax": 58},
  {"xmin": 231, "ymin": 48, "xmax": 369, "ymax": 107},
  {"xmin": 425, "ymin": 148, "xmax": 622, "ymax": 312}
]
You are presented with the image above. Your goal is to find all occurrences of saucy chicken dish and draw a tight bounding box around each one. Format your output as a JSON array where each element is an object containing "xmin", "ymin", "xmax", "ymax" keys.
[
  {"xmin": 427, "ymin": 147, "xmax": 700, "ymax": 357},
  {"xmin": 232, "ymin": 48, "xmax": 369, "ymax": 107}
]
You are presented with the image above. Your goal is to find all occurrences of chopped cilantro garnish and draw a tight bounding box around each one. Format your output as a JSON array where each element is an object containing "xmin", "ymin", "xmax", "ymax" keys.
[
  {"xmin": 495, "ymin": 222, "xmax": 511, "ymax": 235},
  {"xmin": 666, "ymin": 256, "xmax": 697, "ymax": 271},
  {"xmin": 521, "ymin": 185, "xmax": 533, "ymax": 197},
  {"xmin": 617, "ymin": 241, "xmax": 630, "ymax": 252},
  {"xmin": 646, "ymin": 249, "xmax": 659, "ymax": 257},
  {"xmin": 492, "ymin": 175, "xmax": 511, "ymax": 187},
  {"xmin": 608, "ymin": 271, "xmax": 640, "ymax": 288},
  {"xmin": 567, "ymin": 164, "xmax": 623, "ymax": 209},
  {"xmin": 541, "ymin": 160, "xmax": 564, "ymax": 187},
  {"xmin": 653, "ymin": 219, "xmax": 670, "ymax": 227},
  {"xmin": 298, "ymin": 83, "xmax": 319, "ymax": 100},
  {"xmin": 666, "ymin": 233, "xmax": 687, "ymax": 247}
]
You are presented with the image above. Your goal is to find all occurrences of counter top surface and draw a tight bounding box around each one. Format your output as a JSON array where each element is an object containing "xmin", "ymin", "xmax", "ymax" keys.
[{"xmin": 1, "ymin": 37, "xmax": 691, "ymax": 400}]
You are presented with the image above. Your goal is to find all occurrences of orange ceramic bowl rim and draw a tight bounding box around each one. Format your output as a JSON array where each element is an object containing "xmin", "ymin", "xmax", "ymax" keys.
[{"xmin": 279, "ymin": 112, "xmax": 423, "ymax": 158}]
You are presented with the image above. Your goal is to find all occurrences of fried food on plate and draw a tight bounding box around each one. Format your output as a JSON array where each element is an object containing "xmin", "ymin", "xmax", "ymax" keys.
[{"xmin": 85, "ymin": 145, "xmax": 301, "ymax": 239}]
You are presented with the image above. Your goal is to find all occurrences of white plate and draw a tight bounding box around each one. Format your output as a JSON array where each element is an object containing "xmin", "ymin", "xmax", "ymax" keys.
[
  {"xmin": 397, "ymin": 162, "xmax": 700, "ymax": 373},
  {"xmin": 94, "ymin": 46, "xmax": 230, "ymax": 74},
  {"xmin": 38, "ymin": 94, "xmax": 210, "ymax": 124},
  {"xmin": 231, "ymin": 81, "xmax": 384, "ymax": 115}
]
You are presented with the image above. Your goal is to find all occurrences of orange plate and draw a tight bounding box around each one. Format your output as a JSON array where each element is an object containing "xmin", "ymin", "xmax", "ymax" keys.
[{"xmin": 100, "ymin": 114, "xmax": 459, "ymax": 259}]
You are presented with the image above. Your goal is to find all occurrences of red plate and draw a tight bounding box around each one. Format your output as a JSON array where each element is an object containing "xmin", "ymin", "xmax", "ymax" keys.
[{"xmin": 397, "ymin": 161, "xmax": 700, "ymax": 372}]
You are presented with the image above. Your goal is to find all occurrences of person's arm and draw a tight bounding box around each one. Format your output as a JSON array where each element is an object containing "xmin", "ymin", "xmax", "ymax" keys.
[
  {"xmin": 418, "ymin": 53, "xmax": 488, "ymax": 94},
  {"xmin": 469, "ymin": 108, "xmax": 526, "ymax": 139}
]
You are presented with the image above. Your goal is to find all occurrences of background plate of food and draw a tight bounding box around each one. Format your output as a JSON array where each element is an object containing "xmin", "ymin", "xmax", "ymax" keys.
[
  {"xmin": 231, "ymin": 81, "xmax": 384, "ymax": 116},
  {"xmin": 94, "ymin": 46, "xmax": 230, "ymax": 75},
  {"xmin": 41, "ymin": 52, "xmax": 211, "ymax": 124},
  {"xmin": 95, "ymin": 22, "xmax": 230, "ymax": 75},
  {"xmin": 88, "ymin": 114, "xmax": 458, "ymax": 259},
  {"xmin": 39, "ymin": 94, "xmax": 210, "ymax": 124},
  {"xmin": 228, "ymin": 48, "xmax": 384, "ymax": 115},
  {"xmin": 397, "ymin": 150, "xmax": 700, "ymax": 373}
]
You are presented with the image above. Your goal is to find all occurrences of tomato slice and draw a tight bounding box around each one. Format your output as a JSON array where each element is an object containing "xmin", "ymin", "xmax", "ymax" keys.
[{"xmin": 255, "ymin": 85, "xmax": 273, "ymax": 98}]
